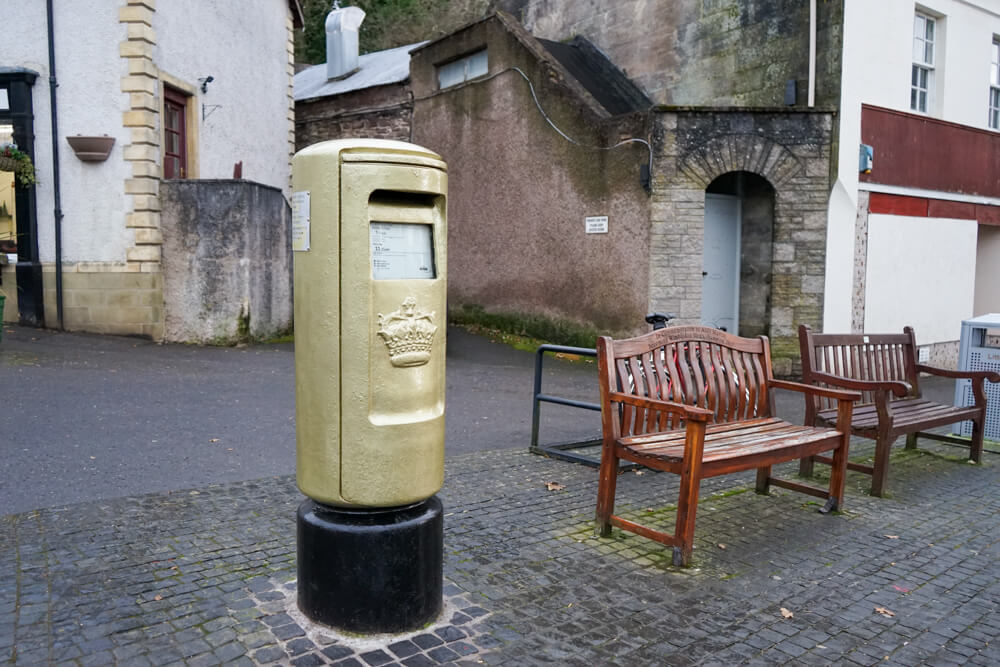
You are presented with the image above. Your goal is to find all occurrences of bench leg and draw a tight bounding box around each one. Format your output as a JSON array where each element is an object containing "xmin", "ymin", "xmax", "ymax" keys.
[
  {"xmin": 870, "ymin": 435, "xmax": 896, "ymax": 498},
  {"xmin": 798, "ymin": 455, "xmax": 815, "ymax": 478},
  {"xmin": 595, "ymin": 442, "xmax": 619, "ymax": 537},
  {"xmin": 970, "ymin": 417, "xmax": 985, "ymax": 464},
  {"xmin": 822, "ymin": 437, "xmax": 849, "ymax": 514},
  {"xmin": 673, "ymin": 471, "xmax": 702, "ymax": 567},
  {"xmin": 905, "ymin": 433, "xmax": 918, "ymax": 450},
  {"xmin": 755, "ymin": 466, "xmax": 771, "ymax": 495}
]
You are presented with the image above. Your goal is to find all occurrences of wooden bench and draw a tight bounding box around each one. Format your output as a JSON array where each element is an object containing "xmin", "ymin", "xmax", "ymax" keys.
[
  {"xmin": 595, "ymin": 326, "xmax": 859, "ymax": 566},
  {"xmin": 798, "ymin": 324, "xmax": 1000, "ymax": 497}
]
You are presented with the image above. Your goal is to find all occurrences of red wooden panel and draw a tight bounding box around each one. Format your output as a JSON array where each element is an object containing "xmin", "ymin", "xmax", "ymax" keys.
[
  {"xmin": 926, "ymin": 199, "xmax": 976, "ymax": 220},
  {"xmin": 976, "ymin": 204, "xmax": 1000, "ymax": 226},
  {"xmin": 860, "ymin": 105, "xmax": 1000, "ymax": 198},
  {"xmin": 868, "ymin": 192, "xmax": 927, "ymax": 217}
]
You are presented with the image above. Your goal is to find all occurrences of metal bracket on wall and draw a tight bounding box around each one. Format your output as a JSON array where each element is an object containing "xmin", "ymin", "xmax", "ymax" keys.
[{"xmin": 202, "ymin": 104, "xmax": 222, "ymax": 122}]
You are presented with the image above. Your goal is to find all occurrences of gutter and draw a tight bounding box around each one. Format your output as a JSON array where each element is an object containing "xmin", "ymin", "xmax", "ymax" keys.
[{"xmin": 47, "ymin": 0, "xmax": 64, "ymax": 329}]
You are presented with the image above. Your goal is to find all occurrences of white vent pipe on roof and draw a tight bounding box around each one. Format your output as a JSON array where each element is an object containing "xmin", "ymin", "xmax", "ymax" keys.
[{"xmin": 326, "ymin": 4, "xmax": 366, "ymax": 80}]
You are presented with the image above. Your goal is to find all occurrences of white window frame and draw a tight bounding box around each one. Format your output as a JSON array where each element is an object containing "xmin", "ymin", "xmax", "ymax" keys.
[
  {"xmin": 990, "ymin": 37, "xmax": 1000, "ymax": 130},
  {"xmin": 436, "ymin": 49, "xmax": 488, "ymax": 90},
  {"xmin": 911, "ymin": 12, "xmax": 936, "ymax": 114}
]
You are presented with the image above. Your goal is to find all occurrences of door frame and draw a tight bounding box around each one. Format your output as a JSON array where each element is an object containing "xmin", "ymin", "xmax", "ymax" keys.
[{"xmin": 0, "ymin": 69, "xmax": 43, "ymax": 326}]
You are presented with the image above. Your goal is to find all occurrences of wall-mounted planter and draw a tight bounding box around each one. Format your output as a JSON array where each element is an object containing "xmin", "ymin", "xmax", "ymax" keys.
[{"xmin": 66, "ymin": 135, "xmax": 115, "ymax": 162}]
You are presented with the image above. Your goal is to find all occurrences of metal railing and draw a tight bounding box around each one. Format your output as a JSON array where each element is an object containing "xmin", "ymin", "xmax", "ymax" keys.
[{"xmin": 528, "ymin": 313, "xmax": 675, "ymax": 467}]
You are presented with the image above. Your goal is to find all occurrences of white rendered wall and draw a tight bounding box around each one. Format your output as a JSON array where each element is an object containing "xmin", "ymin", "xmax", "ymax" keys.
[
  {"xmin": 825, "ymin": 0, "xmax": 1000, "ymax": 332},
  {"xmin": 5, "ymin": 0, "xmax": 130, "ymax": 264},
  {"xmin": 974, "ymin": 225, "xmax": 1000, "ymax": 317},
  {"xmin": 864, "ymin": 214, "xmax": 978, "ymax": 344},
  {"xmin": 154, "ymin": 0, "xmax": 291, "ymax": 192}
]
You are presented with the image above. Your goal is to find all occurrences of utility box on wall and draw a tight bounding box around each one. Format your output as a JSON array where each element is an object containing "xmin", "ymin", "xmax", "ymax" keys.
[{"xmin": 953, "ymin": 313, "xmax": 1000, "ymax": 440}]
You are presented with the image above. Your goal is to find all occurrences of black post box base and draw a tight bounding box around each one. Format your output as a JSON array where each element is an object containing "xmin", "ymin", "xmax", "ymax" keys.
[{"xmin": 297, "ymin": 496, "xmax": 443, "ymax": 634}]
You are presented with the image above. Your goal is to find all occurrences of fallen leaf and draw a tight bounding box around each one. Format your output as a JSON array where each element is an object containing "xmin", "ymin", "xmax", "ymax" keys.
[
  {"xmin": 780, "ymin": 608, "xmax": 794, "ymax": 619},
  {"xmin": 635, "ymin": 470, "xmax": 645, "ymax": 476},
  {"xmin": 892, "ymin": 585, "xmax": 911, "ymax": 593},
  {"xmin": 227, "ymin": 448, "xmax": 234, "ymax": 451},
  {"xmin": 874, "ymin": 606, "xmax": 895, "ymax": 617},
  {"xmin": 154, "ymin": 595, "xmax": 162, "ymax": 601},
  {"xmin": 717, "ymin": 543, "xmax": 727, "ymax": 550},
  {"xmin": 884, "ymin": 535, "xmax": 899, "ymax": 539},
  {"xmin": 545, "ymin": 481, "xmax": 566, "ymax": 491},
  {"xmin": 209, "ymin": 438, "xmax": 220, "ymax": 443}
]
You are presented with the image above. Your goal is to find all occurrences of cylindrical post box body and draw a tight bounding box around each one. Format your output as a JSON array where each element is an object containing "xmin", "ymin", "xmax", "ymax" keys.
[
  {"xmin": 291, "ymin": 139, "xmax": 447, "ymax": 633},
  {"xmin": 292, "ymin": 139, "xmax": 447, "ymax": 509}
]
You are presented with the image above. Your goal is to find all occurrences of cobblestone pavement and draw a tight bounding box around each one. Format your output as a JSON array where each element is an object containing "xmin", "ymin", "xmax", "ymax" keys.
[{"xmin": 3, "ymin": 434, "xmax": 998, "ymax": 665}]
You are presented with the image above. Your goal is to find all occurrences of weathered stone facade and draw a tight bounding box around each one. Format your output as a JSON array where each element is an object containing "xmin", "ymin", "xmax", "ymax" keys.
[
  {"xmin": 650, "ymin": 109, "xmax": 835, "ymax": 374},
  {"xmin": 160, "ymin": 180, "xmax": 293, "ymax": 344},
  {"xmin": 505, "ymin": 0, "xmax": 843, "ymax": 108},
  {"xmin": 294, "ymin": 10, "xmax": 840, "ymax": 369}
]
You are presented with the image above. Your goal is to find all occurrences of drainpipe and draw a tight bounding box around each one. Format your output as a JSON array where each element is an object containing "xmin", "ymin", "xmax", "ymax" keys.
[
  {"xmin": 808, "ymin": 0, "xmax": 817, "ymax": 107},
  {"xmin": 47, "ymin": 0, "xmax": 64, "ymax": 329}
]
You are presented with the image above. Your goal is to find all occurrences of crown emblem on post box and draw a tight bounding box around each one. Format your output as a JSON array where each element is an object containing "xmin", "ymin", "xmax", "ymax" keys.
[{"xmin": 377, "ymin": 297, "xmax": 437, "ymax": 367}]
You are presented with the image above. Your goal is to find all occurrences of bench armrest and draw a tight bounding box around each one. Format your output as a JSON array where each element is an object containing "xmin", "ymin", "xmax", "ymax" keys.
[
  {"xmin": 915, "ymin": 364, "xmax": 1000, "ymax": 383},
  {"xmin": 768, "ymin": 378, "xmax": 861, "ymax": 403},
  {"xmin": 805, "ymin": 370, "xmax": 911, "ymax": 398},
  {"xmin": 607, "ymin": 391, "xmax": 713, "ymax": 423}
]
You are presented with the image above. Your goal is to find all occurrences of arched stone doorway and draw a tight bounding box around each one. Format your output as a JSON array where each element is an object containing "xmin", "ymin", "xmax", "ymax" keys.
[
  {"xmin": 649, "ymin": 109, "xmax": 835, "ymax": 374},
  {"xmin": 703, "ymin": 171, "xmax": 775, "ymax": 337}
]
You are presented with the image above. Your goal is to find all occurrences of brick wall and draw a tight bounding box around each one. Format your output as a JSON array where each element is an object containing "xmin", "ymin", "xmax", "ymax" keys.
[{"xmin": 295, "ymin": 83, "xmax": 412, "ymax": 151}]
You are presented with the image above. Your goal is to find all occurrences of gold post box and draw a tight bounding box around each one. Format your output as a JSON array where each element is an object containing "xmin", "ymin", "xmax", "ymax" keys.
[{"xmin": 292, "ymin": 139, "xmax": 447, "ymax": 508}]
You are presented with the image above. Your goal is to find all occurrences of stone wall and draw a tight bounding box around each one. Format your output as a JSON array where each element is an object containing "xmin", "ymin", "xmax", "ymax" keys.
[
  {"xmin": 503, "ymin": 0, "xmax": 843, "ymax": 108},
  {"xmin": 650, "ymin": 109, "xmax": 835, "ymax": 375},
  {"xmin": 160, "ymin": 180, "xmax": 292, "ymax": 344},
  {"xmin": 294, "ymin": 83, "xmax": 412, "ymax": 151}
]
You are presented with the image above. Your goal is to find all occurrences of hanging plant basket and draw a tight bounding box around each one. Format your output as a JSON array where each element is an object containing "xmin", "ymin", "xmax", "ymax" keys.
[{"xmin": 0, "ymin": 143, "xmax": 37, "ymax": 187}]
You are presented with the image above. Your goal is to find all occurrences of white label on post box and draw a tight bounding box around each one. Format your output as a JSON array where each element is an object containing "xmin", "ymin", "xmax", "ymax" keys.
[
  {"xmin": 370, "ymin": 222, "xmax": 435, "ymax": 280},
  {"xmin": 291, "ymin": 191, "xmax": 310, "ymax": 252},
  {"xmin": 586, "ymin": 215, "xmax": 609, "ymax": 234}
]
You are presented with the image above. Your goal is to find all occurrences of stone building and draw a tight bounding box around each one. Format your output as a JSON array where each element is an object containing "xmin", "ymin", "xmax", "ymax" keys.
[
  {"xmin": 296, "ymin": 0, "xmax": 1000, "ymax": 371},
  {"xmin": 2, "ymin": 0, "xmax": 302, "ymax": 343}
]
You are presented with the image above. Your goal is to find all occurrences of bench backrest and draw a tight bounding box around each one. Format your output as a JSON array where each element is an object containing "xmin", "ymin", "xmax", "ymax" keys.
[
  {"xmin": 597, "ymin": 326, "xmax": 774, "ymax": 438},
  {"xmin": 798, "ymin": 324, "xmax": 919, "ymax": 409}
]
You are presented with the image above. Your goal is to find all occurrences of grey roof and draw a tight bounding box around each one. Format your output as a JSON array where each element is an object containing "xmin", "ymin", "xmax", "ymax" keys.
[
  {"xmin": 538, "ymin": 37, "xmax": 651, "ymax": 115},
  {"xmin": 294, "ymin": 41, "xmax": 426, "ymax": 102}
]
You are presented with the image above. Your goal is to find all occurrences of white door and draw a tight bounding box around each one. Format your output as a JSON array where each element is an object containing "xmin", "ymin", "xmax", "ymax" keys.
[{"xmin": 702, "ymin": 194, "xmax": 740, "ymax": 334}]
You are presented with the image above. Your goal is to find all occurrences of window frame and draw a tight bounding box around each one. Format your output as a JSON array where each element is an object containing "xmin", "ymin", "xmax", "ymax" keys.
[
  {"xmin": 436, "ymin": 49, "xmax": 488, "ymax": 90},
  {"xmin": 990, "ymin": 37, "xmax": 1000, "ymax": 130},
  {"xmin": 911, "ymin": 12, "xmax": 936, "ymax": 114}
]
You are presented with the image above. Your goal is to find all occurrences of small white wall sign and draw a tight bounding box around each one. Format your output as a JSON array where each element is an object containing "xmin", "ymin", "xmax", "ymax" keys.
[
  {"xmin": 291, "ymin": 191, "xmax": 311, "ymax": 252},
  {"xmin": 585, "ymin": 215, "xmax": 609, "ymax": 234}
]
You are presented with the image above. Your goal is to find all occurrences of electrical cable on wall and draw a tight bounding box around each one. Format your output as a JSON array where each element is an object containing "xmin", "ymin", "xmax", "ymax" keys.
[{"xmin": 415, "ymin": 66, "xmax": 653, "ymax": 189}]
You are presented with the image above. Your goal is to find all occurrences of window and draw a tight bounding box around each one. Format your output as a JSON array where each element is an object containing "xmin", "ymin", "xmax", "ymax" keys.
[
  {"xmin": 911, "ymin": 12, "xmax": 936, "ymax": 113},
  {"xmin": 436, "ymin": 49, "xmax": 488, "ymax": 89},
  {"xmin": 990, "ymin": 38, "xmax": 1000, "ymax": 129},
  {"xmin": 163, "ymin": 86, "xmax": 188, "ymax": 178}
]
